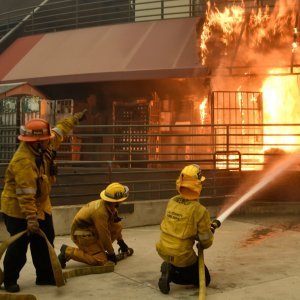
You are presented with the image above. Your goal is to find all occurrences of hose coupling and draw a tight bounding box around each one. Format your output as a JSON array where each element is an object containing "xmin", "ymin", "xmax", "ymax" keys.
[{"xmin": 210, "ymin": 219, "xmax": 221, "ymax": 234}]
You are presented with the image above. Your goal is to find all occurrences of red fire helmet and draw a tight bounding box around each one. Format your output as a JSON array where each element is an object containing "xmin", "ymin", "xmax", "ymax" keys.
[{"xmin": 18, "ymin": 119, "xmax": 54, "ymax": 142}]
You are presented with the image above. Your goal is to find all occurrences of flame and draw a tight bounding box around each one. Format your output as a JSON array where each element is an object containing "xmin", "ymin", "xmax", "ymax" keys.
[
  {"xmin": 199, "ymin": 97, "xmax": 208, "ymax": 124},
  {"xmin": 199, "ymin": 0, "xmax": 300, "ymax": 170},
  {"xmin": 200, "ymin": 0, "xmax": 298, "ymax": 67},
  {"xmin": 262, "ymin": 70, "xmax": 300, "ymax": 152},
  {"xmin": 200, "ymin": 1, "xmax": 245, "ymax": 65}
]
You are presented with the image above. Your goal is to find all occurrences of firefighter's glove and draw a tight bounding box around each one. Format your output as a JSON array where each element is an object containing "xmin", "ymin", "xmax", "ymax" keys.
[
  {"xmin": 26, "ymin": 214, "xmax": 40, "ymax": 234},
  {"xmin": 74, "ymin": 109, "xmax": 88, "ymax": 123},
  {"xmin": 117, "ymin": 239, "xmax": 129, "ymax": 253},
  {"xmin": 210, "ymin": 219, "xmax": 221, "ymax": 234},
  {"xmin": 114, "ymin": 216, "xmax": 123, "ymax": 223},
  {"xmin": 107, "ymin": 252, "xmax": 117, "ymax": 265}
]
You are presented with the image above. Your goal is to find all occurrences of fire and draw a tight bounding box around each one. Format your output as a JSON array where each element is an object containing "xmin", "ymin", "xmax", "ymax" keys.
[
  {"xmin": 200, "ymin": 1, "xmax": 245, "ymax": 65},
  {"xmin": 262, "ymin": 71, "xmax": 300, "ymax": 153},
  {"xmin": 198, "ymin": 0, "xmax": 300, "ymax": 169},
  {"xmin": 200, "ymin": 0, "xmax": 298, "ymax": 67},
  {"xmin": 199, "ymin": 97, "xmax": 208, "ymax": 124}
]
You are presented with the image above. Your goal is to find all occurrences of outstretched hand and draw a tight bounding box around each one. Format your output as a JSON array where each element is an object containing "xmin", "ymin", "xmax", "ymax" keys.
[{"xmin": 74, "ymin": 109, "xmax": 88, "ymax": 122}]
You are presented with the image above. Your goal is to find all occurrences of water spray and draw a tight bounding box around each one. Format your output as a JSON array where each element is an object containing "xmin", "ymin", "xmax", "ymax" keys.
[
  {"xmin": 198, "ymin": 152, "xmax": 300, "ymax": 300},
  {"xmin": 216, "ymin": 151, "xmax": 300, "ymax": 225}
]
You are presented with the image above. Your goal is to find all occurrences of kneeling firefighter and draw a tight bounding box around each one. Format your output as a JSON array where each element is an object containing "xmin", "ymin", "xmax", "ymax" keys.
[
  {"xmin": 58, "ymin": 182, "xmax": 133, "ymax": 268},
  {"xmin": 156, "ymin": 164, "xmax": 214, "ymax": 294}
]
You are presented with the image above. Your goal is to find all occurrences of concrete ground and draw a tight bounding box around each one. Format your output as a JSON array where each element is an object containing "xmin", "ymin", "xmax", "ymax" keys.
[{"xmin": 0, "ymin": 215, "xmax": 299, "ymax": 300}]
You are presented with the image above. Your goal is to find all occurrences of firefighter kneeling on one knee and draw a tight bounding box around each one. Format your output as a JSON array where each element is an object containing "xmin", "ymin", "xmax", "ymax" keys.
[
  {"xmin": 58, "ymin": 182, "xmax": 133, "ymax": 268},
  {"xmin": 156, "ymin": 164, "xmax": 214, "ymax": 294}
]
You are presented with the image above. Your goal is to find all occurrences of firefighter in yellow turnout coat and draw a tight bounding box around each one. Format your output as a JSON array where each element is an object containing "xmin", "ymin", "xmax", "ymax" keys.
[
  {"xmin": 0, "ymin": 111, "xmax": 86, "ymax": 293},
  {"xmin": 58, "ymin": 182, "xmax": 132, "ymax": 267},
  {"xmin": 156, "ymin": 164, "xmax": 214, "ymax": 294}
]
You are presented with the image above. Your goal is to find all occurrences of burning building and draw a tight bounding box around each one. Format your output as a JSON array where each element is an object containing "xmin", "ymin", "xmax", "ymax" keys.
[
  {"xmin": 194, "ymin": 0, "xmax": 300, "ymax": 170},
  {"xmin": 0, "ymin": 0, "xmax": 299, "ymax": 171}
]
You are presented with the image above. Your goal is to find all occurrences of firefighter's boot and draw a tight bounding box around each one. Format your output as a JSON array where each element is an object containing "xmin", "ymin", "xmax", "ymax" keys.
[
  {"xmin": 158, "ymin": 262, "xmax": 171, "ymax": 294},
  {"xmin": 58, "ymin": 244, "xmax": 68, "ymax": 269}
]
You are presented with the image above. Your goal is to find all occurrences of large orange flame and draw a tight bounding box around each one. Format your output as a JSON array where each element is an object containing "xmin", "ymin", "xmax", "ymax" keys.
[{"xmin": 262, "ymin": 71, "xmax": 300, "ymax": 153}]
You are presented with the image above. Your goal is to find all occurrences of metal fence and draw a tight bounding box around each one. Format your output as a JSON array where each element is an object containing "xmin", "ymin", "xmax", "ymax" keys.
[
  {"xmin": 1, "ymin": 122, "xmax": 299, "ymax": 206},
  {"xmin": 1, "ymin": 123, "xmax": 300, "ymax": 167}
]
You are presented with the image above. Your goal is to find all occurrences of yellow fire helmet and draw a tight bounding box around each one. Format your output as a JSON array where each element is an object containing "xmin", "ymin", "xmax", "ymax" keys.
[
  {"xmin": 100, "ymin": 182, "xmax": 129, "ymax": 203},
  {"xmin": 176, "ymin": 164, "xmax": 205, "ymax": 200}
]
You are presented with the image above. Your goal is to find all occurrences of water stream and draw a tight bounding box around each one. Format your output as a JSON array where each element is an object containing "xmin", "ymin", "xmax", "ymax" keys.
[{"xmin": 217, "ymin": 151, "xmax": 300, "ymax": 224}]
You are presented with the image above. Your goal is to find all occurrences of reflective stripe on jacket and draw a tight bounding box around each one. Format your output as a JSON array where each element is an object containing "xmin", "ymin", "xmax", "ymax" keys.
[
  {"xmin": 156, "ymin": 195, "xmax": 213, "ymax": 267},
  {"xmin": 0, "ymin": 116, "xmax": 78, "ymax": 219}
]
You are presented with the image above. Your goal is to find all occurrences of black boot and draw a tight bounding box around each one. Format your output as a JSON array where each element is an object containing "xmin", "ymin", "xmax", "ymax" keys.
[
  {"xmin": 158, "ymin": 262, "xmax": 171, "ymax": 294},
  {"xmin": 4, "ymin": 282, "xmax": 20, "ymax": 293},
  {"xmin": 58, "ymin": 244, "xmax": 68, "ymax": 269}
]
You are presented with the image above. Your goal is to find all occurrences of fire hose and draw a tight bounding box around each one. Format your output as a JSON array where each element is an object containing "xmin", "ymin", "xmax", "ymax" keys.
[
  {"xmin": 198, "ymin": 220, "xmax": 221, "ymax": 300},
  {"xmin": 0, "ymin": 229, "xmax": 65, "ymax": 300}
]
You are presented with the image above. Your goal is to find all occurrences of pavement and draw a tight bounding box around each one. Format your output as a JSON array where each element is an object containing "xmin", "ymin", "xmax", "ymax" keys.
[{"xmin": 0, "ymin": 215, "xmax": 299, "ymax": 300}]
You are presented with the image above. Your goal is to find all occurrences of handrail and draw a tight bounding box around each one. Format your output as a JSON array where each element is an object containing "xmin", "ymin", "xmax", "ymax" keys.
[{"xmin": 0, "ymin": 0, "xmax": 277, "ymax": 42}]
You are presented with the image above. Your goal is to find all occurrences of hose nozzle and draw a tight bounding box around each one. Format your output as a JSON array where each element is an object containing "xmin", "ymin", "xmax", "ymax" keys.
[{"xmin": 210, "ymin": 219, "xmax": 221, "ymax": 234}]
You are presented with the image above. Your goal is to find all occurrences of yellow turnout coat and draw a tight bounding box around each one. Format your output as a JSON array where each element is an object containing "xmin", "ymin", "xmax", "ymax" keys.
[{"xmin": 156, "ymin": 195, "xmax": 213, "ymax": 267}]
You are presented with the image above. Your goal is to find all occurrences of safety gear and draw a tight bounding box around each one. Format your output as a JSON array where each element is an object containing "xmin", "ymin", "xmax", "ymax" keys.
[
  {"xmin": 156, "ymin": 195, "xmax": 213, "ymax": 267},
  {"xmin": 58, "ymin": 244, "xmax": 68, "ymax": 269},
  {"xmin": 68, "ymin": 199, "xmax": 123, "ymax": 266},
  {"xmin": 176, "ymin": 164, "xmax": 205, "ymax": 200},
  {"xmin": 158, "ymin": 262, "xmax": 171, "ymax": 294},
  {"xmin": 1, "ymin": 115, "xmax": 79, "ymax": 220},
  {"xmin": 4, "ymin": 282, "xmax": 20, "ymax": 293},
  {"xmin": 106, "ymin": 253, "xmax": 117, "ymax": 265},
  {"xmin": 18, "ymin": 119, "xmax": 54, "ymax": 142},
  {"xmin": 117, "ymin": 239, "xmax": 129, "ymax": 253},
  {"xmin": 116, "ymin": 247, "xmax": 134, "ymax": 261},
  {"xmin": 73, "ymin": 109, "xmax": 88, "ymax": 123},
  {"xmin": 100, "ymin": 182, "xmax": 129, "ymax": 203},
  {"xmin": 26, "ymin": 214, "xmax": 40, "ymax": 234}
]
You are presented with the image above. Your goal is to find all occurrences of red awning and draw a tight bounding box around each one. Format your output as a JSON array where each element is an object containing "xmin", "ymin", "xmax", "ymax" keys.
[{"xmin": 0, "ymin": 17, "xmax": 207, "ymax": 85}]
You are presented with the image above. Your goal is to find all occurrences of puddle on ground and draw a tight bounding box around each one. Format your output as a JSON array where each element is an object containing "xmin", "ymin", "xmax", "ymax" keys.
[
  {"xmin": 240, "ymin": 220, "xmax": 300, "ymax": 247},
  {"xmin": 240, "ymin": 227, "xmax": 277, "ymax": 247}
]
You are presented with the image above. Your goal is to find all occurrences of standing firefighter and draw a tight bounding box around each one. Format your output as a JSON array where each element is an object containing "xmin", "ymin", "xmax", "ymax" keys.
[
  {"xmin": 58, "ymin": 182, "xmax": 133, "ymax": 268},
  {"xmin": 0, "ymin": 110, "xmax": 86, "ymax": 293},
  {"xmin": 156, "ymin": 164, "xmax": 214, "ymax": 294}
]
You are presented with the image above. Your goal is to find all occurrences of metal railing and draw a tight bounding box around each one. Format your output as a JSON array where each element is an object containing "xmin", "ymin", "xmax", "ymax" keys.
[
  {"xmin": 1, "ymin": 123, "xmax": 299, "ymax": 167},
  {"xmin": 1, "ymin": 122, "xmax": 299, "ymax": 206},
  {"xmin": 0, "ymin": 0, "xmax": 276, "ymax": 39}
]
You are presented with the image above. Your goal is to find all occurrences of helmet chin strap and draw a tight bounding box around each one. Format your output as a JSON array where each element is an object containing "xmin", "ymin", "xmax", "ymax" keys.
[{"xmin": 37, "ymin": 142, "xmax": 43, "ymax": 154}]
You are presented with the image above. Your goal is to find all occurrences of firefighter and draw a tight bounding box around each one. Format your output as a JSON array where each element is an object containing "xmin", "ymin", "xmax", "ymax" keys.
[
  {"xmin": 0, "ymin": 110, "xmax": 87, "ymax": 293},
  {"xmin": 58, "ymin": 182, "xmax": 133, "ymax": 268},
  {"xmin": 156, "ymin": 164, "xmax": 214, "ymax": 294}
]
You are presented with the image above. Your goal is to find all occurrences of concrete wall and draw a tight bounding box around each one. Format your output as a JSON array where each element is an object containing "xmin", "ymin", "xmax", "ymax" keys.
[
  {"xmin": 1, "ymin": 200, "xmax": 299, "ymax": 241},
  {"xmin": 0, "ymin": 200, "xmax": 221, "ymax": 241}
]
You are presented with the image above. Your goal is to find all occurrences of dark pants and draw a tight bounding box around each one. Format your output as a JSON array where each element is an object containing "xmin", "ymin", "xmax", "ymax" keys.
[
  {"xmin": 3, "ymin": 213, "xmax": 55, "ymax": 285},
  {"xmin": 170, "ymin": 259, "xmax": 211, "ymax": 287}
]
